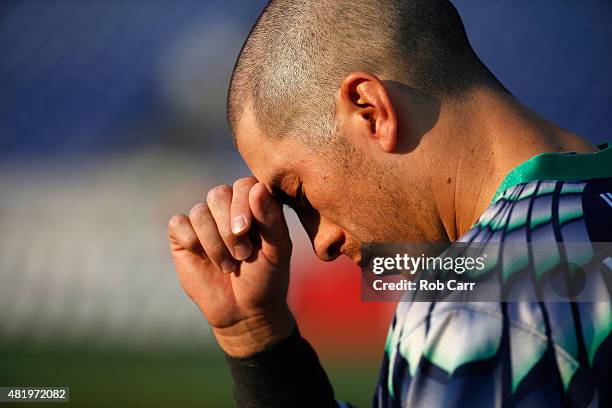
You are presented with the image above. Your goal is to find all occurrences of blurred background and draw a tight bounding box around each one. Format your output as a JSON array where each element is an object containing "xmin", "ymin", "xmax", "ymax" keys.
[{"xmin": 0, "ymin": 1, "xmax": 611, "ymax": 406}]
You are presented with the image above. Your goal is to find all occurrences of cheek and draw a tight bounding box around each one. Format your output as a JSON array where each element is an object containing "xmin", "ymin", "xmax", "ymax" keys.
[
  {"xmin": 341, "ymin": 184, "xmax": 400, "ymax": 237},
  {"xmin": 302, "ymin": 184, "xmax": 344, "ymax": 228},
  {"xmin": 312, "ymin": 181, "xmax": 366, "ymax": 228},
  {"xmin": 314, "ymin": 179, "xmax": 352, "ymax": 209}
]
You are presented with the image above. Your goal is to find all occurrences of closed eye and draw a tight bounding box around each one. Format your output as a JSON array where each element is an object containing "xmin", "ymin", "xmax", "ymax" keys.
[
  {"xmin": 296, "ymin": 184, "xmax": 311, "ymax": 208},
  {"xmin": 270, "ymin": 185, "xmax": 294, "ymax": 207},
  {"xmin": 269, "ymin": 175, "xmax": 311, "ymax": 210}
]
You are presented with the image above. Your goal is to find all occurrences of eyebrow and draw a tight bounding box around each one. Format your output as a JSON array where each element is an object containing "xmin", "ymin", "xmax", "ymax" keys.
[{"xmin": 269, "ymin": 172, "xmax": 296, "ymax": 207}]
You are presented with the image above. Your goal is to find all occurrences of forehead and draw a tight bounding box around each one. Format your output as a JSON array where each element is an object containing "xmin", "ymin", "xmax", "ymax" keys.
[{"xmin": 234, "ymin": 107, "xmax": 306, "ymax": 189}]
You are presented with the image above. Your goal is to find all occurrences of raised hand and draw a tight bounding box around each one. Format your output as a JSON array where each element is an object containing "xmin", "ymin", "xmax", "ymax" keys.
[{"xmin": 167, "ymin": 177, "xmax": 294, "ymax": 357}]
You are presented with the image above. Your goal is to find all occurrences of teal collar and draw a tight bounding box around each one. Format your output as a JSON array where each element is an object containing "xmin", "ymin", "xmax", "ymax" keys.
[{"xmin": 491, "ymin": 142, "xmax": 612, "ymax": 202}]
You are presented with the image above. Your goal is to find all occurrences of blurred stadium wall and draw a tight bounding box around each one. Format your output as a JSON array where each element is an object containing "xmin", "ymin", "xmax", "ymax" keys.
[{"xmin": 0, "ymin": 1, "xmax": 611, "ymax": 406}]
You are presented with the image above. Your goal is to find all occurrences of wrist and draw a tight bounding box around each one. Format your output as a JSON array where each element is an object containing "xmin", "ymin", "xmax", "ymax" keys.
[{"xmin": 213, "ymin": 307, "xmax": 295, "ymax": 357}]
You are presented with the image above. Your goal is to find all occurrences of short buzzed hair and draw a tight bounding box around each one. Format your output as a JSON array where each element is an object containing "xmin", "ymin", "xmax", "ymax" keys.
[{"xmin": 227, "ymin": 0, "xmax": 504, "ymax": 143}]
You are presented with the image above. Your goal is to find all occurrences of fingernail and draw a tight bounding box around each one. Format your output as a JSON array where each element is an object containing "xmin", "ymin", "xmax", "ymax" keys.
[
  {"xmin": 234, "ymin": 241, "xmax": 252, "ymax": 261},
  {"xmin": 232, "ymin": 215, "xmax": 247, "ymax": 234},
  {"xmin": 221, "ymin": 259, "xmax": 237, "ymax": 273}
]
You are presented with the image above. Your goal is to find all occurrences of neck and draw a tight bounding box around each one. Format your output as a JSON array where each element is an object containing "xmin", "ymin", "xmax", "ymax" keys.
[{"xmin": 430, "ymin": 87, "xmax": 596, "ymax": 242}]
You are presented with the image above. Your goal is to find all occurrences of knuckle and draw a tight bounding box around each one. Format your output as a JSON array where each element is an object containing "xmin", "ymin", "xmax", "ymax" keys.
[
  {"xmin": 188, "ymin": 201, "xmax": 210, "ymax": 221},
  {"xmin": 205, "ymin": 241, "xmax": 227, "ymax": 260},
  {"xmin": 207, "ymin": 184, "xmax": 232, "ymax": 204},
  {"xmin": 233, "ymin": 177, "xmax": 256, "ymax": 191},
  {"xmin": 184, "ymin": 236, "xmax": 202, "ymax": 253},
  {"xmin": 167, "ymin": 214, "xmax": 187, "ymax": 232}
]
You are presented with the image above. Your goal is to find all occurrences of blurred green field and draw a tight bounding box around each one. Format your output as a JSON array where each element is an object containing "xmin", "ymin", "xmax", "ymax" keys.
[{"xmin": 0, "ymin": 342, "xmax": 378, "ymax": 407}]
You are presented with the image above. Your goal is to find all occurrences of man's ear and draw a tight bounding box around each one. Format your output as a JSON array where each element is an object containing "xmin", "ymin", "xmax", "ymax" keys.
[{"xmin": 337, "ymin": 71, "xmax": 398, "ymax": 153}]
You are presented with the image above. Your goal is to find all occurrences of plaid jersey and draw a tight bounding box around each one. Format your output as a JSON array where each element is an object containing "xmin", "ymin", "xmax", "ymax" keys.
[{"xmin": 374, "ymin": 143, "xmax": 612, "ymax": 407}]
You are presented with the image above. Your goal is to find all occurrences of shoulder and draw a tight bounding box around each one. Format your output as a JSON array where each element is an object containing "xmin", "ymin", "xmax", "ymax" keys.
[{"xmin": 461, "ymin": 178, "xmax": 612, "ymax": 244}]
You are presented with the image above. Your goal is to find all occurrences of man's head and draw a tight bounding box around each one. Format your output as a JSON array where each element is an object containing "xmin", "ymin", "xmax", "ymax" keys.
[{"xmin": 228, "ymin": 0, "xmax": 506, "ymax": 263}]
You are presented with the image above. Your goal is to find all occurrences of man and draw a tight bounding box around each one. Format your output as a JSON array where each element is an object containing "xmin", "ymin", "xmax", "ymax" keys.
[{"xmin": 167, "ymin": 0, "xmax": 612, "ymax": 406}]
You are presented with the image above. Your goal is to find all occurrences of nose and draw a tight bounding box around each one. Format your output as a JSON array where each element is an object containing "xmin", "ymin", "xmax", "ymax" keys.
[
  {"xmin": 308, "ymin": 217, "xmax": 345, "ymax": 262},
  {"xmin": 314, "ymin": 232, "xmax": 344, "ymax": 261}
]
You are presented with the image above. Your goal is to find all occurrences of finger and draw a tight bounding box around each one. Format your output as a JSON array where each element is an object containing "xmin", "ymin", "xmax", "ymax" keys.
[
  {"xmin": 188, "ymin": 201, "xmax": 238, "ymax": 274},
  {"xmin": 249, "ymin": 182, "xmax": 291, "ymax": 263},
  {"xmin": 207, "ymin": 185, "xmax": 253, "ymax": 261},
  {"xmin": 167, "ymin": 214, "xmax": 204, "ymax": 255},
  {"xmin": 231, "ymin": 177, "xmax": 257, "ymax": 236}
]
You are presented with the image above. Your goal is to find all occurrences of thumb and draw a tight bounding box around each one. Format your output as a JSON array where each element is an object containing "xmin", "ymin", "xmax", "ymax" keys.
[{"xmin": 248, "ymin": 182, "xmax": 291, "ymax": 265}]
